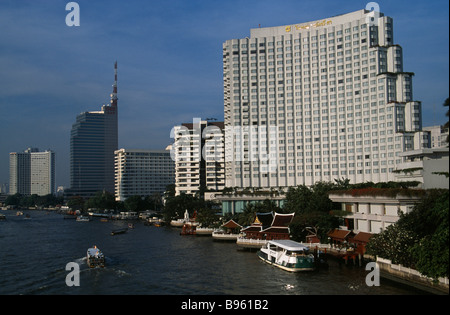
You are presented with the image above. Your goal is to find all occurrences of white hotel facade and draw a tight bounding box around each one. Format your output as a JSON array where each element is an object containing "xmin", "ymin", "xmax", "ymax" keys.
[
  {"xmin": 115, "ymin": 149, "xmax": 175, "ymax": 201},
  {"xmin": 223, "ymin": 9, "xmax": 422, "ymax": 188}
]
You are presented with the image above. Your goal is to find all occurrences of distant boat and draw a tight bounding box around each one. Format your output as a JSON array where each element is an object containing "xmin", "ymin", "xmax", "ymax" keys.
[
  {"xmin": 87, "ymin": 246, "xmax": 105, "ymax": 268},
  {"xmin": 257, "ymin": 240, "xmax": 315, "ymax": 272},
  {"xmin": 128, "ymin": 223, "xmax": 134, "ymax": 229},
  {"xmin": 0, "ymin": 214, "xmax": 6, "ymax": 220},
  {"xmin": 111, "ymin": 228, "xmax": 128, "ymax": 236},
  {"xmin": 76, "ymin": 215, "xmax": 90, "ymax": 222},
  {"xmin": 16, "ymin": 211, "xmax": 23, "ymax": 216}
]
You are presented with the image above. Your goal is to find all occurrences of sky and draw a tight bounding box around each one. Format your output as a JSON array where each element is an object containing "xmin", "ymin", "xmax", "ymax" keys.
[{"xmin": 0, "ymin": 0, "xmax": 448, "ymax": 189}]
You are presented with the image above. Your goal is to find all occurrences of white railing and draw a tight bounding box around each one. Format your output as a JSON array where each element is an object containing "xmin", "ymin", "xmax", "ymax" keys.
[
  {"xmin": 376, "ymin": 257, "xmax": 449, "ymax": 286},
  {"xmin": 236, "ymin": 237, "xmax": 267, "ymax": 245}
]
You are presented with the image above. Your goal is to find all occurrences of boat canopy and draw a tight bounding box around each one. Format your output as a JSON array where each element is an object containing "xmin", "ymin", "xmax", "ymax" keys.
[
  {"xmin": 87, "ymin": 247, "xmax": 103, "ymax": 257},
  {"xmin": 267, "ymin": 240, "xmax": 310, "ymax": 252}
]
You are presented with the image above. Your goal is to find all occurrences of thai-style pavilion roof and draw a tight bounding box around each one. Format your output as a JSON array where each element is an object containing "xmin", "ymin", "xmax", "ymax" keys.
[
  {"xmin": 353, "ymin": 232, "xmax": 373, "ymax": 244},
  {"xmin": 221, "ymin": 219, "xmax": 242, "ymax": 229},
  {"xmin": 270, "ymin": 212, "xmax": 295, "ymax": 227},
  {"xmin": 328, "ymin": 229, "xmax": 354, "ymax": 241}
]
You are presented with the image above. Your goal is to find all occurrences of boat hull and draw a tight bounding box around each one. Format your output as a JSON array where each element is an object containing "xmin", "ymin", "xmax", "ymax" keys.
[{"xmin": 257, "ymin": 251, "xmax": 315, "ymax": 272}]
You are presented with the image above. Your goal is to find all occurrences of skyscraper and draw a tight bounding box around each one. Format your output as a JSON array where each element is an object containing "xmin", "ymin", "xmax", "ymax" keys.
[
  {"xmin": 223, "ymin": 9, "xmax": 422, "ymax": 189},
  {"xmin": 68, "ymin": 62, "xmax": 118, "ymax": 199},
  {"xmin": 10, "ymin": 148, "xmax": 55, "ymax": 196}
]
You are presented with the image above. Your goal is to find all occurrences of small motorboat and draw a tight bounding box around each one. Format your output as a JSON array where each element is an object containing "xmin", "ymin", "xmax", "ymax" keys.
[{"xmin": 87, "ymin": 246, "xmax": 105, "ymax": 268}]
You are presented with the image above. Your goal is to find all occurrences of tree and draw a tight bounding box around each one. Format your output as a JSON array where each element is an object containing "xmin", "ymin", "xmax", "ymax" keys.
[
  {"xmin": 4, "ymin": 193, "xmax": 22, "ymax": 207},
  {"xmin": 366, "ymin": 224, "xmax": 418, "ymax": 266},
  {"xmin": 85, "ymin": 191, "xmax": 117, "ymax": 211},
  {"xmin": 67, "ymin": 196, "xmax": 85, "ymax": 211},
  {"xmin": 124, "ymin": 195, "xmax": 147, "ymax": 212},
  {"xmin": 410, "ymin": 190, "xmax": 449, "ymax": 278},
  {"xmin": 366, "ymin": 189, "xmax": 449, "ymax": 279}
]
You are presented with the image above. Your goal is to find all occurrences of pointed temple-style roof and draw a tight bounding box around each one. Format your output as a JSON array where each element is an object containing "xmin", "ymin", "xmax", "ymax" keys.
[
  {"xmin": 261, "ymin": 212, "xmax": 295, "ymax": 234},
  {"xmin": 241, "ymin": 212, "xmax": 274, "ymax": 233},
  {"xmin": 221, "ymin": 219, "xmax": 242, "ymax": 229}
]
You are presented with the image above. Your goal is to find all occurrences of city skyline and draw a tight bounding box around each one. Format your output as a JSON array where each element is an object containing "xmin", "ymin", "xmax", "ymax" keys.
[{"xmin": 0, "ymin": 0, "xmax": 448, "ymax": 188}]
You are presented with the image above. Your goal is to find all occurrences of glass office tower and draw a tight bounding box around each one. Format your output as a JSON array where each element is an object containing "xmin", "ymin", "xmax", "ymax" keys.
[{"xmin": 69, "ymin": 62, "xmax": 118, "ymax": 199}]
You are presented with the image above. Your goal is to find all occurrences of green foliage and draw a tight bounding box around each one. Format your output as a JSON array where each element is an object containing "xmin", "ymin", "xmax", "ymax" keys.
[
  {"xmin": 289, "ymin": 212, "xmax": 339, "ymax": 243},
  {"xmin": 410, "ymin": 190, "xmax": 449, "ymax": 279},
  {"xmin": 85, "ymin": 191, "xmax": 117, "ymax": 211},
  {"xmin": 5, "ymin": 193, "xmax": 63, "ymax": 208},
  {"xmin": 366, "ymin": 224, "xmax": 418, "ymax": 266},
  {"xmin": 123, "ymin": 195, "xmax": 147, "ymax": 212},
  {"xmin": 235, "ymin": 201, "xmax": 274, "ymax": 227},
  {"xmin": 283, "ymin": 182, "xmax": 342, "ymax": 243},
  {"xmin": 366, "ymin": 189, "xmax": 449, "ymax": 279}
]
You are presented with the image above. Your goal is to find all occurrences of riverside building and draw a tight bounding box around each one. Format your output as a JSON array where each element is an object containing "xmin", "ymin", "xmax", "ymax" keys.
[
  {"xmin": 171, "ymin": 119, "xmax": 225, "ymax": 196},
  {"xmin": 9, "ymin": 148, "xmax": 55, "ymax": 196},
  {"xmin": 114, "ymin": 149, "xmax": 175, "ymax": 201},
  {"xmin": 223, "ymin": 9, "xmax": 423, "ymax": 189},
  {"xmin": 68, "ymin": 62, "xmax": 118, "ymax": 199}
]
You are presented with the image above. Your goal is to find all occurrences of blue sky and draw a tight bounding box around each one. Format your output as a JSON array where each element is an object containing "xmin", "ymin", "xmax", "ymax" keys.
[{"xmin": 0, "ymin": 0, "xmax": 448, "ymax": 188}]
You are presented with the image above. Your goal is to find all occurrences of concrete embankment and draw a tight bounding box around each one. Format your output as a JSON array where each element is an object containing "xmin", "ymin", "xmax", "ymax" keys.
[{"xmin": 305, "ymin": 243, "xmax": 449, "ymax": 295}]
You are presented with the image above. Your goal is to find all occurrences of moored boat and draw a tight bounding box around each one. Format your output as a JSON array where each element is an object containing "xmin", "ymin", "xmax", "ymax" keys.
[
  {"xmin": 87, "ymin": 246, "xmax": 105, "ymax": 268},
  {"xmin": 111, "ymin": 228, "xmax": 128, "ymax": 236},
  {"xmin": 257, "ymin": 240, "xmax": 315, "ymax": 272}
]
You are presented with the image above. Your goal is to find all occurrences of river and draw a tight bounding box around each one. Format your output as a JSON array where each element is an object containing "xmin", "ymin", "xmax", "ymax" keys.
[{"xmin": 0, "ymin": 210, "xmax": 425, "ymax": 296}]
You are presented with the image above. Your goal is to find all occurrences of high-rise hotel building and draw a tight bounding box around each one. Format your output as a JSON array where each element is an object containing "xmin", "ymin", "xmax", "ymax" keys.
[
  {"xmin": 68, "ymin": 63, "xmax": 119, "ymax": 199},
  {"xmin": 223, "ymin": 9, "xmax": 422, "ymax": 188}
]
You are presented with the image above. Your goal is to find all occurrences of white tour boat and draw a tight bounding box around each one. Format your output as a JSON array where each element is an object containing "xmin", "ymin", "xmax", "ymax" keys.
[
  {"xmin": 257, "ymin": 240, "xmax": 315, "ymax": 272},
  {"xmin": 87, "ymin": 246, "xmax": 105, "ymax": 268}
]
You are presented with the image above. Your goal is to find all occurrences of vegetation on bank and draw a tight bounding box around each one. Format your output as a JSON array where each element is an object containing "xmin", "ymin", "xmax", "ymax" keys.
[
  {"xmin": 4, "ymin": 193, "xmax": 63, "ymax": 208},
  {"xmin": 366, "ymin": 189, "xmax": 449, "ymax": 280}
]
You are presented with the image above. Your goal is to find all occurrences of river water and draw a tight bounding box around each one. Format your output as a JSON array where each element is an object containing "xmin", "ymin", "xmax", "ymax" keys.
[{"xmin": 0, "ymin": 210, "xmax": 424, "ymax": 296}]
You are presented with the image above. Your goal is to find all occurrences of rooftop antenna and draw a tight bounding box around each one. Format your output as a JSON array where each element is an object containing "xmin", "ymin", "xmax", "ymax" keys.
[{"xmin": 110, "ymin": 61, "xmax": 118, "ymax": 107}]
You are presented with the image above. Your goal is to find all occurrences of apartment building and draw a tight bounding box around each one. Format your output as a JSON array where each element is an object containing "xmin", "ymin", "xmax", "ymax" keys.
[
  {"xmin": 115, "ymin": 149, "xmax": 175, "ymax": 201},
  {"xmin": 171, "ymin": 119, "xmax": 225, "ymax": 196},
  {"xmin": 9, "ymin": 148, "xmax": 55, "ymax": 196},
  {"xmin": 223, "ymin": 9, "xmax": 422, "ymax": 189}
]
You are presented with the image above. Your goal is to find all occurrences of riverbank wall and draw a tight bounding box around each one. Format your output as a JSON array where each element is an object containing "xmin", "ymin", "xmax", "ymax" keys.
[
  {"xmin": 302, "ymin": 242, "xmax": 449, "ymax": 295},
  {"xmin": 376, "ymin": 257, "xmax": 449, "ymax": 295}
]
